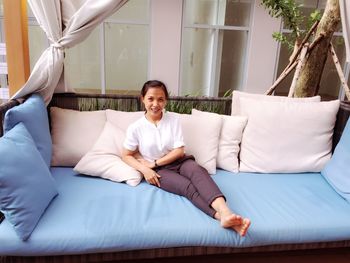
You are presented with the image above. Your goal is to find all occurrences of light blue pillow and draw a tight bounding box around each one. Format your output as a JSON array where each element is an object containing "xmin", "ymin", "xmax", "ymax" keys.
[
  {"xmin": 4, "ymin": 94, "xmax": 52, "ymax": 167},
  {"xmin": 321, "ymin": 118, "xmax": 350, "ymax": 202},
  {"xmin": 0, "ymin": 122, "xmax": 58, "ymax": 241}
]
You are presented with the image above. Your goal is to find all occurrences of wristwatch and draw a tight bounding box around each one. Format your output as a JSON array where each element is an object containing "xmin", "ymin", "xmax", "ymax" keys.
[{"xmin": 154, "ymin": 160, "xmax": 158, "ymax": 168}]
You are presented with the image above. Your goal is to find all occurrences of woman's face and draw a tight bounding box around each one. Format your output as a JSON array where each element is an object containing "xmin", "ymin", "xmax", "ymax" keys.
[{"xmin": 142, "ymin": 87, "xmax": 167, "ymax": 118}]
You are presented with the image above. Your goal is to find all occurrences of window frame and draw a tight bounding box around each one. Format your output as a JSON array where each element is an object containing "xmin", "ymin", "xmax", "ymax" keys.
[{"xmin": 180, "ymin": 0, "xmax": 254, "ymax": 97}]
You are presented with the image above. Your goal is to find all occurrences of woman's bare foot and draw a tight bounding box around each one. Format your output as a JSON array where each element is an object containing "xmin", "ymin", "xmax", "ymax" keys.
[
  {"xmin": 215, "ymin": 211, "xmax": 250, "ymax": 237},
  {"xmin": 232, "ymin": 218, "xmax": 251, "ymax": 237},
  {"xmin": 210, "ymin": 197, "xmax": 250, "ymax": 236},
  {"xmin": 220, "ymin": 213, "xmax": 243, "ymax": 228}
]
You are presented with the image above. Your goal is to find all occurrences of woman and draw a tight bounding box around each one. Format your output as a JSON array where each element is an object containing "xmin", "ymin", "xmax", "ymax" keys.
[{"xmin": 122, "ymin": 80, "xmax": 250, "ymax": 236}]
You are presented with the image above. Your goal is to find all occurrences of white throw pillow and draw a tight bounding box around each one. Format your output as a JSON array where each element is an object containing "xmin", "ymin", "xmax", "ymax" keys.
[
  {"xmin": 191, "ymin": 109, "xmax": 247, "ymax": 173},
  {"xmin": 231, "ymin": 90, "xmax": 321, "ymax": 115},
  {"xmin": 50, "ymin": 107, "xmax": 106, "ymax": 167},
  {"xmin": 238, "ymin": 97, "xmax": 340, "ymax": 173},
  {"xmin": 74, "ymin": 122, "xmax": 142, "ymax": 186},
  {"xmin": 170, "ymin": 112, "xmax": 222, "ymax": 174},
  {"xmin": 106, "ymin": 110, "xmax": 144, "ymax": 131}
]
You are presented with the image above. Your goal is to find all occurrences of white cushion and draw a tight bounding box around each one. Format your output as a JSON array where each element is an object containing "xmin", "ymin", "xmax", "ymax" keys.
[
  {"xmin": 170, "ymin": 112, "xmax": 222, "ymax": 174},
  {"xmin": 238, "ymin": 97, "xmax": 340, "ymax": 173},
  {"xmin": 231, "ymin": 90, "xmax": 321, "ymax": 115},
  {"xmin": 50, "ymin": 107, "xmax": 106, "ymax": 166},
  {"xmin": 74, "ymin": 122, "xmax": 142, "ymax": 186},
  {"xmin": 106, "ymin": 109, "xmax": 144, "ymax": 131},
  {"xmin": 191, "ymin": 109, "xmax": 247, "ymax": 173}
]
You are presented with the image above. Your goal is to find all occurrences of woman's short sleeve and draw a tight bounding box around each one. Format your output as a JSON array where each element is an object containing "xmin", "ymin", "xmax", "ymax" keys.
[
  {"xmin": 123, "ymin": 124, "xmax": 138, "ymax": 151},
  {"xmin": 172, "ymin": 116, "xmax": 185, "ymax": 148}
]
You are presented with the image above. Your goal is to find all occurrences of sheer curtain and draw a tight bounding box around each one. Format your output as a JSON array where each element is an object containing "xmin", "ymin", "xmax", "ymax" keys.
[{"xmin": 12, "ymin": 0, "xmax": 128, "ymax": 104}]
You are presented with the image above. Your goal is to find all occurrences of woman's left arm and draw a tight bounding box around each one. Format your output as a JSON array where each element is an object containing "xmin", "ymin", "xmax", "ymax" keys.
[{"xmin": 155, "ymin": 146, "xmax": 185, "ymax": 167}]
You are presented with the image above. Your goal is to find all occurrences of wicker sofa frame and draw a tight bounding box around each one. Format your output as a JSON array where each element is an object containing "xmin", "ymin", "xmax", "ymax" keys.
[{"xmin": 0, "ymin": 93, "xmax": 350, "ymax": 263}]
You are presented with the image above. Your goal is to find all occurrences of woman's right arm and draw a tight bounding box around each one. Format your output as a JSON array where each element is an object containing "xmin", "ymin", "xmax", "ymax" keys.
[{"xmin": 122, "ymin": 148, "xmax": 161, "ymax": 187}]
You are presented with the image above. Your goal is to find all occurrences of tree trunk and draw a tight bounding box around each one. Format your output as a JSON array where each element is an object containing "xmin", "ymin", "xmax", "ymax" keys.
[{"xmin": 294, "ymin": 0, "xmax": 340, "ymax": 98}]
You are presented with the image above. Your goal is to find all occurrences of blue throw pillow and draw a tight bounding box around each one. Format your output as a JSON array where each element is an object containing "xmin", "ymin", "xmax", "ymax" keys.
[
  {"xmin": 4, "ymin": 94, "xmax": 52, "ymax": 167},
  {"xmin": 0, "ymin": 123, "xmax": 58, "ymax": 241},
  {"xmin": 321, "ymin": 118, "xmax": 350, "ymax": 202}
]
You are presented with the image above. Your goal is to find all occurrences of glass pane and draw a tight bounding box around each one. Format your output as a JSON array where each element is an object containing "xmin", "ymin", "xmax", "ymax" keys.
[
  {"xmin": 181, "ymin": 28, "xmax": 215, "ymax": 96},
  {"xmin": 28, "ymin": 25, "xmax": 48, "ymax": 72},
  {"xmin": 105, "ymin": 23, "xmax": 148, "ymax": 94},
  {"xmin": 65, "ymin": 28, "xmax": 101, "ymax": 93},
  {"xmin": 108, "ymin": 0, "xmax": 149, "ymax": 22},
  {"xmin": 296, "ymin": 0, "xmax": 317, "ymax": 8},
  {"xmin": 218, "ymin": 30, "xmax": 248, "ymax": 96},
  {"xmin": 185, "ymin": 0, "xmax": 251, "ymax": 27},
  {"xmin": 0, "ymin": 0, "xmax": 3, "ymax": 16},
  {"xmin": 0, "ymin": 15, "xmax": 4, "ymax": 43},
  {"xmin": 318, "ymin": 36, "xmax": 345, "ymax": 100},
  {"xmin": 185, "ymin": 0, "xmax": 217, "ymax": 25},
  {"xmin": 274, "ymin": 34, "xmax": 295, "ymax": 96},
  {"xmin": 27, "ymin": 2, "xmax": 35, "ymax": 18},
  {"xmin": 318, "ymin": 0, "xmax": 327, "ymax": 9},
  {"xmin": 275, "ymin": 35, "xmax": 346, "ymax": 100},
  {"xmin": 223, "ymin": 0, "xmax": 251, "ymax": 27},
  {"xmin": 282, "ymin": 0, "xmax": 316, "ymax": 31},
  {"xmin": 284, "ymin": 1, "xmax": 340, "ymax": 32}
]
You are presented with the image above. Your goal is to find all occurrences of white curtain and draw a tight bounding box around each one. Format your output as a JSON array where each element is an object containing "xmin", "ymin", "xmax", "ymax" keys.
[
  {"xmin": 12, "ymin": 0, "xmax": 128, "ymax": 104},
  {"xmin": 340, "ymin": 0, "xmax": 350, "ymax": 62}
]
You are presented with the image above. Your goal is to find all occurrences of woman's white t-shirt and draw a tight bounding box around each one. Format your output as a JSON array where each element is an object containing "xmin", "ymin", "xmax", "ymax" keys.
[{"xmin": 123, "ymin": 112, "xmax": 185, "ymax": 162}]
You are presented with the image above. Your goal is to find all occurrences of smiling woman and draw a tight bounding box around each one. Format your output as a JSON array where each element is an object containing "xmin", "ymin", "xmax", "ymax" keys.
[{"xmin": 121, "ymin": 79, "xmax": 251, "ymax": 237}]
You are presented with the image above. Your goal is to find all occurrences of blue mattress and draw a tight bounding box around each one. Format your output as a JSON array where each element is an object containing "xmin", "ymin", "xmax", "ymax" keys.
[{"xmin": 1, "ymin": 168, "xmax": 350, "ymax": 256}]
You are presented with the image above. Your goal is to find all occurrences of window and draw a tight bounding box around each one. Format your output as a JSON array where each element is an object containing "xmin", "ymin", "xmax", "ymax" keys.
[
  {"xmin": 274, "ymin": 0, "xmax": 347, "ymax": 100},
  {"xmin": 25, "ymin": 0, "xmax": 150, "ymax": 95},
  {"xmin": 181, "ymin": 0, "xmax": 253, "ymax": 97},
  {"xmin": 27, "ymin": 6, "xmax": 49, "ymax": 72},
  {"xmin": 65, "ymin": 0, "xmax": 150, "ymax": 95}
]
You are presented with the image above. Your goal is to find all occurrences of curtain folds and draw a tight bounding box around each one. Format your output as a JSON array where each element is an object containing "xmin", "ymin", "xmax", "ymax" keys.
[
  {"xmin": 340, "ymin": 0, "xmax": 350, "ymax": 62},
  {"xmin": 12, "ymin": 0, "xmax": 128, "ymax": 104}
]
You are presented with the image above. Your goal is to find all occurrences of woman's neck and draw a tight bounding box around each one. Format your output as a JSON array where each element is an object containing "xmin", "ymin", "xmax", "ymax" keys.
[{"xmin": 145, "ymin": 111, "xmax": 163, "ymax": 125}]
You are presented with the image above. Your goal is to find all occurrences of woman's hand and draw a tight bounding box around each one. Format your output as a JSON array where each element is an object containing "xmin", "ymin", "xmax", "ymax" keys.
[
  {"xmin": 142, "ymin": 168, "xmax": 161, "ymax": 187},
  {"xmin": 123, "ymin": 149, "xmax": 161, "ymax": 187}
]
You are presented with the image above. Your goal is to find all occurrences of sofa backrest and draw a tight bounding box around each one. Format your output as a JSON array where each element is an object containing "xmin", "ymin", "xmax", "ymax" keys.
[
  {"xmin": 0, "ymin": 99, "xmax": 20, "ymax": 136},
  {"xmin": 333, "ymin": 101, "xmax": 350, "ymax": 150}
]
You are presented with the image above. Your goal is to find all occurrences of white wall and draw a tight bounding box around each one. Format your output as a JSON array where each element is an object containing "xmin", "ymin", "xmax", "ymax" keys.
[
  {"xmin": 243, "ymin": 0, "xmax": 281, "ymax": 94},
  {"xmin": 150, "ymin": 0, "xmax": 183, "ymax": 95}
]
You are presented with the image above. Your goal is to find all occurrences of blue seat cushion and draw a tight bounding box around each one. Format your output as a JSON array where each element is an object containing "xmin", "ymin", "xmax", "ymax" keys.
[
  {"xmin": 0, "ymin": 123, "xmax": 58, "ymax": 241},
  {"xmin": 0, "ymin": 169, "xmax": 350, "ymax": 255},
  {"xmin": 322, "ymin": 118, "xmax": 350, "ymax": 202},
  {"xmin": 4, "ymin": 94, "xmax": 52, "ymax": 167}
]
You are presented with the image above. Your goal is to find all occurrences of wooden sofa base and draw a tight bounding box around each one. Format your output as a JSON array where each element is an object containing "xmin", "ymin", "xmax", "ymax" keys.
[{"xmin": 2, "ymin": 241, "xmax": 350, "ymax": 263}]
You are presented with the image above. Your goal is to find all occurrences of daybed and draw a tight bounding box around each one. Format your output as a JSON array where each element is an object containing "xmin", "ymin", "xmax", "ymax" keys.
[{"xmin": 0, "ymin": 92, "xmax": 350, "ymax": 263}]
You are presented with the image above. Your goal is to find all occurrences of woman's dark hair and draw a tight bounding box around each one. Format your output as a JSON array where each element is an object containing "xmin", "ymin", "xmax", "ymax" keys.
[{"xmin": 141, "ymin": 80, "xmax": 169, "ymax": 99}]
